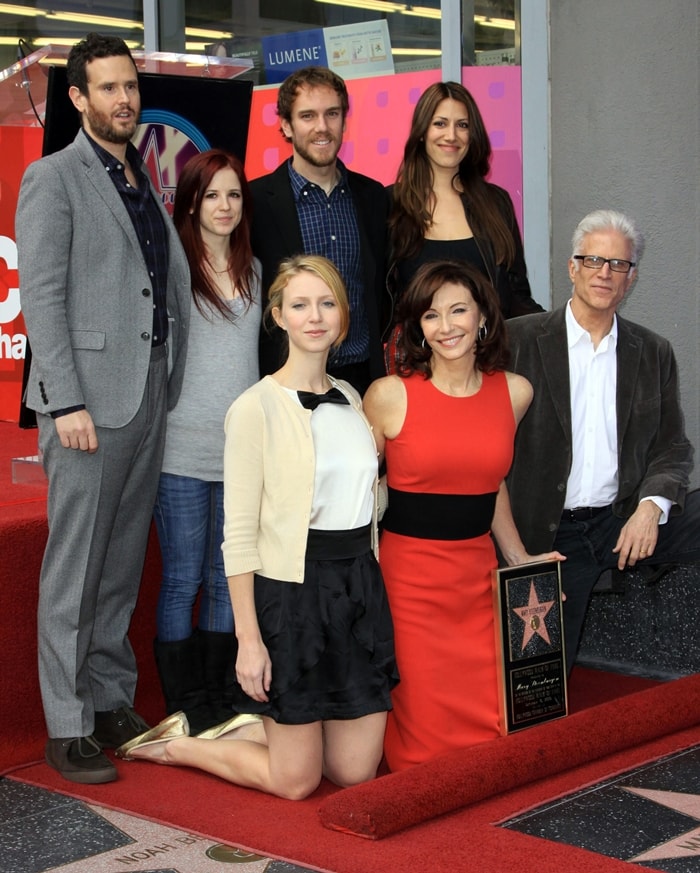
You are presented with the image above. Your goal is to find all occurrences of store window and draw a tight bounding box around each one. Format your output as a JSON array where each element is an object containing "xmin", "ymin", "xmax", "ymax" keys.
[
  {"xmin": 0, "ymin": 2, "xmax": 517, "ymax": 79},
  {"xmin": 179, "ymin": 1, "xmax": 518, "ymax": 83},
  {"xmin": 0, "ymin": 2, "xmax": 145, "ymax": 71}
]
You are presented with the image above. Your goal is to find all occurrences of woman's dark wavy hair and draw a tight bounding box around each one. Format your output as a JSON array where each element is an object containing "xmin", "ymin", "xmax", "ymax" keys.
[
  {"xmin": 173, "ymin": 149, "xmax": 256, "ymax": 321},
  {"xmin": 396, "ymin": 259, "xmax": 509, "ymax": 379},
  {"xmin": 389, "ymin": 81, "xmax": 516, "ymax": 267}
]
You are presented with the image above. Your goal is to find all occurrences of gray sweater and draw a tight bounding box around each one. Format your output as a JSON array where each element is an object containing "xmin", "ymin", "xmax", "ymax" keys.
[{"xmin": 162, "ymin": 268, "xmax": 261, "ymax": 481}]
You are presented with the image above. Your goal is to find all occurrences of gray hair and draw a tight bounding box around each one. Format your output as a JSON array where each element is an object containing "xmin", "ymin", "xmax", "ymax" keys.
[{"xmin": 571, "ymin": 210, "xmax": 645, "ymax": 265}]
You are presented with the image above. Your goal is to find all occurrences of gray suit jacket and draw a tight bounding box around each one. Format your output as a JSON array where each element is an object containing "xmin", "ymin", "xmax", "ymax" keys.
[
  {"xmin": 16, "ymin": 129, "xmax": 190, "ymax": 428},
  {"xmin": 506, "ymin": 305, "xmax": 694, "ymax": 553}
]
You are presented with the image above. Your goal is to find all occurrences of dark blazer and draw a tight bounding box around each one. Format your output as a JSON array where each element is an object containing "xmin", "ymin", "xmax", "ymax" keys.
[
  {"xmin": 506, "ymin": 305, "xmax": 694, "ymax": 553},
  {"xmin": 250, "ymin": 161, "xmax": 389, "ymax": 378}
]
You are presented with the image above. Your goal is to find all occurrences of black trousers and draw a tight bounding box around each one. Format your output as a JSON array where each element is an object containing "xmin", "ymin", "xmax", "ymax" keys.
[{"xmin": 554, "ymin": 489, "xmax": 700, "ymax": 670}]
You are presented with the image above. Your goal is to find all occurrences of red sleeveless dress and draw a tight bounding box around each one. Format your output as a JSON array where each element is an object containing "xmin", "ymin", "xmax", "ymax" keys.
[{"xmin": 380, "ymin": 370, "xmax": 515, "ymax": 771}]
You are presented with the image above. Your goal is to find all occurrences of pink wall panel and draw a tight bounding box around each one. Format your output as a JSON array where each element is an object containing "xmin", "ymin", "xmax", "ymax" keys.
[{"xmin": 244, "ymin": 66, "xmax": 523, "ymax": 226}]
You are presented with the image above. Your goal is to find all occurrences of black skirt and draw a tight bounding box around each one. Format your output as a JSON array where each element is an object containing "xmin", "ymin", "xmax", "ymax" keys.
[{"xmin": 236, "ymin": 525, "xmax": 399, "ymax": 725}]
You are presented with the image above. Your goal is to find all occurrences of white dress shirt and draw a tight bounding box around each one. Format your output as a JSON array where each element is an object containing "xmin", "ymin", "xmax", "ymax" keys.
[{"xmin": 564, "ymin": 301, "xmax": 671, "ymax": 522}]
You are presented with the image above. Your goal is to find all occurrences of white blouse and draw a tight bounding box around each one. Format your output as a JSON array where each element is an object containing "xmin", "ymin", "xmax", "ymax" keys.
[{"xmin": 283, "ymin": 389, "xmax": 376, "ymax": 530}]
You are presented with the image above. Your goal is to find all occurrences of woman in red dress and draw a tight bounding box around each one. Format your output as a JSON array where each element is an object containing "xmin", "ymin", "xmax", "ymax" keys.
[{"xmin": 364, "ymin": 259, "xmax": 562, "ymax": 771}]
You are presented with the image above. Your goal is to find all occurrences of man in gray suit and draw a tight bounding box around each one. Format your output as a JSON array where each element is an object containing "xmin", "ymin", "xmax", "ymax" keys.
[
  {"xmin": 16, "ymin": 33, "xmax": 189, "ymax": 784},
  {"xmin": 506, "ymin": 210, "xmax": 699, "ymax": 670}
]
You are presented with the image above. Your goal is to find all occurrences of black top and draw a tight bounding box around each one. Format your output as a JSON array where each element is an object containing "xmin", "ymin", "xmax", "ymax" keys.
[
  {"xmin": 386, "ymin": 182, "xmax": 544, "ymax": 322},
  {"xmin": 393, "ymin": 236, "xmax": 488, "ymax": 296}
]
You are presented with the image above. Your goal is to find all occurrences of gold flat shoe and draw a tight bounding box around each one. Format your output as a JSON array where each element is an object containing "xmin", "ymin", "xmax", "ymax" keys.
[
  {"xmin": 196, "ymin": 713, "xmax": 262, "ymax": 740},
  {"xmin": 115, "ymin": 711, "xmax": 189, "ymax": 760}
]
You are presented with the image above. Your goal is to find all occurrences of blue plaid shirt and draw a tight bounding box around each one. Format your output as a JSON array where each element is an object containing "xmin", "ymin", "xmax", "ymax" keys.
[
  {"xmin": 85, "ymin": 131, "xmax": 169, "ymax": 347},
  {"xmin": 288, "ymin": 159, "xmax": 368, "ymax": 365}
]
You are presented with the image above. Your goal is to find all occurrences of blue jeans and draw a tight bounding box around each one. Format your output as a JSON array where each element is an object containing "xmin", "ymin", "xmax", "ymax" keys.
[{"xmin": 153, "ymin": 473, "xmax": 233, "ymax": 640}]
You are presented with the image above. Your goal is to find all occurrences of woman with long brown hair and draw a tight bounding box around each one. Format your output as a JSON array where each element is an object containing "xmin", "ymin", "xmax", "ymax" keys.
[
  {"xmin": 385, "ymin": 81, "xmax": 542, "ymax": 372},
  {"xmin": 365, "ymin": 259, "xmax": 560, "ymax": 770}
]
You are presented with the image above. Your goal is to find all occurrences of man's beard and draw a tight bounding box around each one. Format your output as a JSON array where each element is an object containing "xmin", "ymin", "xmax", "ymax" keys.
[
  {"xmin": 85, "ymin": 105, "xmax": 137, "ymax": 145},
  {"xmin": 292, "ymin": 136, "xmax": 341, "ymax": 168}
]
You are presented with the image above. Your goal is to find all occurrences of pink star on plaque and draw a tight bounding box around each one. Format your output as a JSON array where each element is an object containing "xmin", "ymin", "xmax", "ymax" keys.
[{"xmin": 512, "ymin": 581, "xmax": 555, "ymax": 650}]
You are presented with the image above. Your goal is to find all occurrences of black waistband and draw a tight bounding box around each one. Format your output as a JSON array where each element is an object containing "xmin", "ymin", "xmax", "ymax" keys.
[
  {"xmin": 561, "ymin": 505, "xmax": 610, "ymax": 522},
  {"xmin": 305, "ymin": 524, "xmax": 372, "ymax": 560},
  {"xmin": 382, "ymin": 488, "xmax": 496, "ymax": 541}
]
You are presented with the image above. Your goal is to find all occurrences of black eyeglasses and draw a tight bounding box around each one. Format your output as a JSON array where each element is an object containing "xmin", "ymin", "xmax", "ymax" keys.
[{"xmin": 573, "ymin": 255, "xmax": 636, "ymax": 273}]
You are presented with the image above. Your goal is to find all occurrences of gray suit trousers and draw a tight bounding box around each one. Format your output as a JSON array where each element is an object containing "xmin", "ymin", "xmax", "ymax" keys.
[{"xmin": 36, "ymin": 347, "xmax": 168, "ymax": 738}]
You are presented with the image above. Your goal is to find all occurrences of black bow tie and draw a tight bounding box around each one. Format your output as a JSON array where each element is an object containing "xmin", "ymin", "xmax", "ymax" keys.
[{"xmin": 297, "ymin": 387, "xmax": 350, "ymax": 411}]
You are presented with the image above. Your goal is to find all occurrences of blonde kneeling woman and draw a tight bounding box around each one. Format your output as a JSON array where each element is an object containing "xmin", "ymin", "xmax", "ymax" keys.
[{"xmin": 117, "ymin": 255, "xmax": 398, "ymax": 800}]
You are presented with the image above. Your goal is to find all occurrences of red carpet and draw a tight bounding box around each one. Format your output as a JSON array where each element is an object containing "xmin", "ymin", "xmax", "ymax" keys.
[
  {"xmin": 9, "ymin": 673, "xmax": 698, "ymax": 873},
  {"xmin": 3, "ymin": 421, "xmax": 698, "ymax": 871},
  {"xmin": 0, "ymin": 517, "xmax": 165, "ymax": 772},
  {"xmin": 319, "ymin": 672, "xmax": 700, "ymax": 838},
  {"xmin": 0, "ymin": 420, "xmax": 656, "ymax": 776},
  {"xmin": 0, "ymin": 422, "xmax": 165, "ymax": 774},
  {"xmin": 8, "ymin": 725, "xmax": 698, "ymax": 872}
]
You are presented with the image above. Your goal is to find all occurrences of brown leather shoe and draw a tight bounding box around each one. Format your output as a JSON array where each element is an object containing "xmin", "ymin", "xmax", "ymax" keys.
[
  {"xmin": 45, "ymin": 736, "xmax": 117, "ymax": 784},
  {"xmin": 93, "ymin": 707, "xmax": 150, "ymax": 749}
]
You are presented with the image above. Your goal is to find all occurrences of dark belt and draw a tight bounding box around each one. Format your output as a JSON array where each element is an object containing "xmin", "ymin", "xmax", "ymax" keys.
[
  {"xmin": 305, "ymin": 524, "xmax": 371, "ymax": 560},
  {"xmin": 561, "ymin": 505, "xmax": 610, "ymax": 522},
  {"xmin": 383, "ymin": 488, "xmax": 496, "ymax": 540}
]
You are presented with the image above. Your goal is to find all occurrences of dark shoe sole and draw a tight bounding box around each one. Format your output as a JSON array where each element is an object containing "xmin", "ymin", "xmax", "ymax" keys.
[
  {"xmin": 45, "ymin": 738, "xmax": 118, "ymax": 784},
  {"xmin": 45, "ymin": 754, "xmax": 117, "ymax": 784}
]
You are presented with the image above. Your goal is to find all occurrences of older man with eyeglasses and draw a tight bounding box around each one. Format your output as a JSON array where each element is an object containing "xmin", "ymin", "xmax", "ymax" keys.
[{"xmin": 504, "ymin": 209, "xmax": 699, "ymax": 670}]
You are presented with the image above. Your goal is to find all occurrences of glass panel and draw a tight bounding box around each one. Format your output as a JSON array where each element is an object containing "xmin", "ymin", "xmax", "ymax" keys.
[
  {"xmin": 181, "ymin": 1, "xmax": 518, "ymax": 82},
  {"xmin": 472, "ymin": 0, "xmax": 518, "ymax": 66},
  {"xmin": 0, "ymin": 2, "xmax": 145, "ymax": 72},
  {"xmin": 0, "ymin": 43, "xmax": 253, "ymax": 128},
  {"xmin": 184, "ymin": 0, "xmax": 443, "ymax": 82},
  {"xmin": 0, "ymin": 2, "xmax": 518, "ymax": 76}
]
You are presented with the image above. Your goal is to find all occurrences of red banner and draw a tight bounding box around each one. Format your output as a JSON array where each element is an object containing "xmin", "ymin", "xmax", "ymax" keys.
[{"xmin": 0, "ymin": 126, "xmax": 42, "ymax": 422}]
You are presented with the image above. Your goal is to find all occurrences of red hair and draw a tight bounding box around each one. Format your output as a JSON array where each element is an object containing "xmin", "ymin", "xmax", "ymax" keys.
[{"xmin": 173, "ymin": 149, "xmax": 256, "ymax": 320}]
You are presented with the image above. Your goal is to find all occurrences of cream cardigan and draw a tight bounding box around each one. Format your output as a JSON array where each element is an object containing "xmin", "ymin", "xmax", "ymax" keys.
[{"xmin": 222, "ymin": 375, "xmax": 380, "ymax": 583}]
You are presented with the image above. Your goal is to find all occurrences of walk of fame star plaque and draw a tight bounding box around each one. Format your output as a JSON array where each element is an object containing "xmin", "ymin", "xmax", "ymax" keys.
[{"xmin": 493, "ymin": 560, "xmax": 568, "ymax": 733}]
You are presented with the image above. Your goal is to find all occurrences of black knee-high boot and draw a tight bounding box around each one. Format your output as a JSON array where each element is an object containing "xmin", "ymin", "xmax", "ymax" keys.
[
  {"xmin": 199, "ymin": 629, "xmax": 239, "ymax": 724},
  {"xmin": 153, "ymin": 630, "xmax": 216, "ymax": 733}
]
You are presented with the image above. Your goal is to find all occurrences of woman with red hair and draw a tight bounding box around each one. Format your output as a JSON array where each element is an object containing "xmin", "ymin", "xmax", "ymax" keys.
[{"xmin": 152, "ymin": 149, "xmax": 261, "ymax": 733}]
